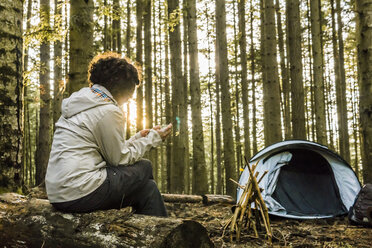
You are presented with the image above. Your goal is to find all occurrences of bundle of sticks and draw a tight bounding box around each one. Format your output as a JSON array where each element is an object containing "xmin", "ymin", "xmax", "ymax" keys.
[{"xmin": 224, "ymin": 158, "xmax": 272, "ymax": 243}]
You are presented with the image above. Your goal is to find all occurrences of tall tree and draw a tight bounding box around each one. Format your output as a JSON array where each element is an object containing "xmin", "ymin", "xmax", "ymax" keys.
[
  {"xmin": 182, "ymin": 0, "xmax": 190, "ymax": 194},
  {"xmin": 125, "ymin": 0, "xmax": 132, "ymax": 139},
  {"xmin": 68, "ymin": 0, "xmax": 94, "ymax": 94},
  {"xmin": 136, "ymin": 0, "xmax": 144, "ymax": 131},
  {"xmin": 275, "ymin": 0, "xmax": 291, "ymax": 140},
  {"xmin": 0, "ymin": 0, "xmax": 23, "ymax": 192},
  {"xmin": 356, "ymin": 0, "xmax": 372, "ymax": 183},
  {"xmin": 112, "ymin": 0, "xmax": 121, "ymax": 53},
  {"xmin": 232, "ymin": 0, "xmax": 242, "ymax": 172},
  {"xmin": 286, "ymin": 0, "xmax": 306, "ymax": 139},
  {"xmin": 334, "ymin": 0, "xmax": 350, "ymax": 162},
  {"xmin": 238, "ymin": 0, "xmax": 251, "ymax": 159},
  {"xmin": 262, "ymin": 0, "xmax": 282, "ymax": 146},
  {"xmin": 53, "ymin": 0, "xmax": 63, "ymax": 130},
  {"xmin": 164, "ymin": 2, "xmax": 172, "ymax": 193},
  {"xmin": 144, "ymin": 0, "xmax": 152, "ymax": 130},
  {"xmin": 310, "ymin": 0, "xmax": 327, "ymax": 144},
  {"xmin": 216, "ymin": 0, "xmax": 237, "ymax": 196},
  {"xmin": 168, "ymin": 0, "xmax": 185, "ymax": 193},
  {"xmin": 186, "ymin": 0, "xmax": 208, "ymax": 194},
  {"xmin": 215, "ymin": 42, "xmax": 223, "ymax": 194},
  {"xmin": 36, "ymin": 0, "xmax": 51, "ymax": 185},
  {"xmin": 23, "ymin": 0, "xmax": 33, "ymax": 186},
  {"xmin": 251, "ymin": 0, "xmax": 258, "ymax": 154}
]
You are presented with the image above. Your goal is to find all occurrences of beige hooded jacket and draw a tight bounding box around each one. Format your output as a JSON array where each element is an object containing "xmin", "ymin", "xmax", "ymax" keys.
[{"xmin": 45, "ymin": 84, "xmax": 161, "ymax": 203}]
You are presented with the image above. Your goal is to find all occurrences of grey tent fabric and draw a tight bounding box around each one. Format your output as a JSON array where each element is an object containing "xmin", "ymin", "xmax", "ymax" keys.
[{"xmin": 237, "ymin": 140, "xmax": 361, "ymax": 219}]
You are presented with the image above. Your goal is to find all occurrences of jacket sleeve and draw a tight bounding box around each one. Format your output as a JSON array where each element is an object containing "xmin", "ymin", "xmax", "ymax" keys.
[
  {"xmin": 128, "ymin": 131, "xmax": 142, "ymax": 143},
  {"xmin": 93, "ymin": 108, "xmax": 162, "ymax": 166}
]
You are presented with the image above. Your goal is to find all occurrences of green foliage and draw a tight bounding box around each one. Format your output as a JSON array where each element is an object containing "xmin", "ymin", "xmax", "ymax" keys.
[{"xmin": 167, "ymin": 7, "xmax": 181, "ymax": 32}]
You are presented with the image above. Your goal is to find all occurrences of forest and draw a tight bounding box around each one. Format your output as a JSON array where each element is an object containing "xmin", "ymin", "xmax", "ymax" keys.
[
  {"xmin": 1, "ymin": 0, "xmax": 372, "ymax": 198},
  {"xmin": 1, "ymin": 0, "xmax": 372, "ymax": 246}
]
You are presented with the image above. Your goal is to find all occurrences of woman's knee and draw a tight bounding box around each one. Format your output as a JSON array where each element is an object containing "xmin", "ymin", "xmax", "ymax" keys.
[{"xmin": 137, "ymin": 159, "xmax": 153, "ymax": 178}]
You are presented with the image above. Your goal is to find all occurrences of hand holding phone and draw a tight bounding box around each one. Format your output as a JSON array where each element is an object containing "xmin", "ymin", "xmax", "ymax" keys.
[{"xmin": 157, "ymin": 123, "xmax": 172, "ymax": 140}]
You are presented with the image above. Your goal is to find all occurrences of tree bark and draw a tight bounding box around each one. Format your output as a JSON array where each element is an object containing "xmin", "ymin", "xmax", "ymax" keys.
[
  {"xmin": 112, "ymin": 0, "xmax": 121, "ymax": 53},
  {"xmin": 0, "ymin": 193, "xmax": 213, "ymax": 248},
  {"xmin": 310, "ymin": 0, "xmax": 327, "ymax": 145},
  {"xmin": 238, "ymin": 0, "xmax": 251, "ymax": 159},
  {"xmin": 53, "ymin": 0, "xmax": 63, "ymax": 131},
  {"xmin": 335, "ymin": 0, "xmax": 350, "ymax": 162},
  {"xmin": 286, "ymin": 0, "xmax": 306, "ymax": 139},
  {"xmin": 36, "ymin": 0, "xmax": 51, "ymax": 185},
  {"xmin": 251, "ymin": 0, "xmax": 258, "ymax": 155},
  {"xmin": 216, "ymin": 0, "xmax": 237, "ymax": 197},
  {"xmin": 182, "ymin": 0, "xmax": 190, "ymax": 194},
  {"xmin": 144, "ymin": 0, "xmax": 153, "ymax": 130},
  {"xmin": 262, "ymin": 0, "xmax": 282, "ymax": 146},
  {"xmin": 0, "ymin": 0, "xmax": 23, "ymax": 192},
  {"xmin": 186, "ymin": 0, "xmax": 208, "ymax": 195},
  {"xmin": 136, "ymin": 0, "xmax": 144, "ymax": 132},
  {"xmin": 356, "ymin": 0, "xmax": 372, "ymax": 183},
  {"xmin": 275, "ymin": 0, "xmax": 291, "ymax": 140},
  {"xmin": 168, "ymin": 0, "xmax": 185, "ymax": 193},
  {"xmin": 163, "ymin": 4, "xmax": 172, "ymax": 192},
  {"xmin": 68, "ymin": 0, "xmax": 94, "ymax": 94}
]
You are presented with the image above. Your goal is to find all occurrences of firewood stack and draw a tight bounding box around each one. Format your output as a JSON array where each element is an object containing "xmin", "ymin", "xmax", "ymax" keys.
[{"xmin": 224, "ymin": 158, "xmax": 272, "ymax": 243}]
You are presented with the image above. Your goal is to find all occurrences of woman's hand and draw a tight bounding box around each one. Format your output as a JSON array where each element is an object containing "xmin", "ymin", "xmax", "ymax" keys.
[
  {"xmin": 140, "ymin": 129, "xmax": 150, "ymax": 137},
  {"xmin": 156, "ymin": 123, "xmax": 172, "ymax": 141}
]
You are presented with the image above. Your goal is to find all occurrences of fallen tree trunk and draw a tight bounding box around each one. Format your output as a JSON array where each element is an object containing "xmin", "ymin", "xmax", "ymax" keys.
[
  {"xmin": 162, "ymin": 193, "xmax": 234, "ymax": 205},
  {"xmin": 0, "ymin": 193, "xmax": 214, "ymax": 248}
]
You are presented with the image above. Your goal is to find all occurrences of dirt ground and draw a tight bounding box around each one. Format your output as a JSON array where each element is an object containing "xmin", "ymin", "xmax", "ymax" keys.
[{"xmin": 166, "ymin": 202, "xmax": 372, "ymax": 248}]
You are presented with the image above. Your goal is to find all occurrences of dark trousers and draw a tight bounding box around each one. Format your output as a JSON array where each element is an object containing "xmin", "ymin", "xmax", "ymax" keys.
[{"xmin": 52, "ymin": 159, "xmax": 167, "ymax": 217}]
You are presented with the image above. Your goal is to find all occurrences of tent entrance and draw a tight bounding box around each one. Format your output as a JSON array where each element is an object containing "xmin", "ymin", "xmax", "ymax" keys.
[{"xmin": 272, "ymin": 149, "xmax": 346, "ymax": 217}]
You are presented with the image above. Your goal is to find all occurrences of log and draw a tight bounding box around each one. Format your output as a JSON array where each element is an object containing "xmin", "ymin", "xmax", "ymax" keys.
[
  {"xmin": 162, "ymin": 193, "xmax": 203, "ymax": 203},
  {"xmin": 162, "ymin": 193, "xmax": 234, "ymax": 205},
  {"xmin": 0, "ymin": 193, "xmax": 214, "ymax": 248},
  {"xmin": 202, "ymin": 194, "xmax": 235, "ymax": 205}
]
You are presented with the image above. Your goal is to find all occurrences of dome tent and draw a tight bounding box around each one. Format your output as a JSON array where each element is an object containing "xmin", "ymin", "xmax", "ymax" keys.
[{"xmin": 237, "ymin": 140, "xmax": 361, "ymax": 219}]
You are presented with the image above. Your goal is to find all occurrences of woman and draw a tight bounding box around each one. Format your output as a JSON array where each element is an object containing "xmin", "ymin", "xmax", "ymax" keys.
[{"xmin": 45, "ymin": 52, "xmax": 171, "ymax": 216}]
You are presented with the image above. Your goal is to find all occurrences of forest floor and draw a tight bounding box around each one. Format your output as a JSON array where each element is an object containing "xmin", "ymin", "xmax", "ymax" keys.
[{"xmin": 166, "ymin": 202, "xmax": 372, "ymax": 248}]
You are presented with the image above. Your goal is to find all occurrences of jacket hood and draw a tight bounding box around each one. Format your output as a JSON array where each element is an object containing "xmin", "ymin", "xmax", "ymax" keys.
[{"xmin": 61, "ymin": 87, "xmax": 113, "ymax": 118}]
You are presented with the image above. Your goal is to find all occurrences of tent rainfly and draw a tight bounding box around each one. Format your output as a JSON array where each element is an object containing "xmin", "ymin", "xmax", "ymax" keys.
[{"xmin": 237, "ymin": 140, "xmax": 361, "ymax": 219}]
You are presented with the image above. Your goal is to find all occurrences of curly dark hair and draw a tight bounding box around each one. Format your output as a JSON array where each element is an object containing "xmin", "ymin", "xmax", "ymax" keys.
[{"xmin": 88, "ymin": 52, "xmax": 141, "ymax": 94}]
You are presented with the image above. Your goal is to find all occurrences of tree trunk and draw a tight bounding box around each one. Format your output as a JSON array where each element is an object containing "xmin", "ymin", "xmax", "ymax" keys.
[
  {"xmin": 136, "ymin": 0, "xmax": 144, "ymax": 132},
  {"xmin": 215, "ymin": 51, "xmax": 223, "ymax": 195},
  {"xmin": 262, "ymin": 0, "xmax": 282, "ymax": 146},
  {"xmin": 216, "ymin": 0, "xmax": 237, "ymax": 196},
  {"xmin": 53, "ymin": 0, "xmax": 63, "ymax": 131},
  {"xmin": 36, "ymin": 0, "xmax": 51, "ymax": 185},
  {"xmin": 144, "ymin": 0, "xmax": 152, "ymax": 130},
  {"xmin": 356, "ymin": 0, "xmax": 372, "ymax": 183},
  {"xmin": 68, "ymin": 0, "xmax": 94, "ymax": 94},
  {"xmin": 0, "ymin": 193, "xmax": 213, "ymax": 248},
  {"xmin": 168, "ymin": 0, "xmax": 185, "ymax": 193},
  {"xmin": 275, "ymin": 0, "xmax": 291, "ymax": 140},
  {"xmin": 286, "ymin": 0, "xmax": 306, "ymax": 139},
  {"xmin": 335, "ymin": 0, "xmax": 350, "ymax": 162},
  {"xmin": 126, "ymin": 0, "xmax": 131, "ymax": 57},
  {"xmin": 0, "ymin": 0, "xmax": 23, "ymax": 192},
  {"xmin": 186, "ymin": 0, "xmax": 208, "ymax": 195},
  {"xmin": 126, "ymin": 0, "xmax": 132, "ymax": 139},
  {"xmin": 182, "ymin": 1, "xmax": 190, "ymax": 194},
  {"xmin": 251, "ymin": 0, "xmax": 258, "ymax": 155},
  {"xmin": 238, "ymin": 0, "xmax": 251, "ymax": 159},
  {"xmin": 310, "ymin": 0, "xmax": 327, "ymax": 145},
  {"xmin": 23, "ymin": 0, "xmax": 33, "ymax": 186},
  {"xmin": 232, "ymin": 1, "xmax": 242, "ymax": 174},
  {"xmin": 112, "ymin": 0, "xmax": 121, "ymax": 53},
  {"xmin": 164, "ymin": 4, "xmax": 172, "ymax": 192}
]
